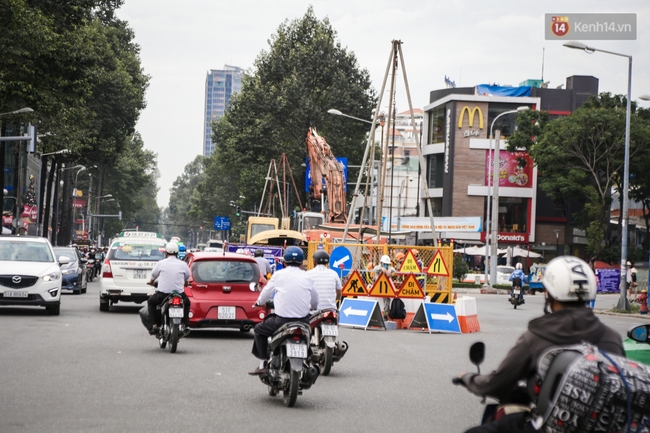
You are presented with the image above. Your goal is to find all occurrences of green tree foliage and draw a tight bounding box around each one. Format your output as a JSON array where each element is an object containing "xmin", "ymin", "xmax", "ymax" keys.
[
  {"xmin": 193, "ymin": 7, "xmax": 376, "ymax": 222},
  {"xmin": 453, "ymin": 254, "xmax": 469, "ymax": 282},
  {"xmin": 508, "ymin": 93, "xmax": 650, "ymax": 259},
  {"xmin": 167, "ymin": 155, "xmax": 207, "ymax": 239}
]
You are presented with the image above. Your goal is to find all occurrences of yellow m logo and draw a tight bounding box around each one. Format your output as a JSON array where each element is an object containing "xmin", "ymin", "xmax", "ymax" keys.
[{"xmin": 457, "ymin": 106, "xmax": 484, "ymax": 129}]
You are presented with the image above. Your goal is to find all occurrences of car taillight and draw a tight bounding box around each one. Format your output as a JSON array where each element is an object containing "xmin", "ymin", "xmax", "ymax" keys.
[
  {"xmin": 102, "ymin": 261, "xmax": 113, "ymax": 278},
  {"xmin": 171, "ymin": 296, "xmax": 182, "ymax": 306}
]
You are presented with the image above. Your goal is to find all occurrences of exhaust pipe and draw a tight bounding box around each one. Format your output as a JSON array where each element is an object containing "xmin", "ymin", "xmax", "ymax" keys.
[
  {"xmin": 333, "ymin": 340, "xmax": 348, "ymax": 362},
  {"xmin": 301, "ymin": 364, "xmax": 320, "ymax": 389}
]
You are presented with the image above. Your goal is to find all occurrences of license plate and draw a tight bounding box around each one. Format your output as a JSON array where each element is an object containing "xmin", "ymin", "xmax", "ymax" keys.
[
  {"xmin": 218, "ymin": 306, "xmax": 235, "ymax": 320},
  {"xmin": 321, "ymin": 325, "xmax": 338, "ymax": 336},
  {"xmin": 168, "ymin": 307, "xmax": 184, "ymax": 318},
  {"xmin": 4, "ymin": 291, "xmax": 28, "ymax": 298},
  {"xmin": 513, "ymin": 289, "xmax": 520, "ymax": 295},
  {"xmin": 286, "ymin": 343, "xmax": 307, "ymax": 358},
  {"xmin": 133, "ymin": 269, "xmax": 147, "ymax": 279}
]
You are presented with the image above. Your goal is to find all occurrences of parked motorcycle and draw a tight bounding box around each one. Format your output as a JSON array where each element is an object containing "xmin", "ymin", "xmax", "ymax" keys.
[
  {"xmin": 309, "ymin": 308, "xmax": 348, "ymax": 375},
  {"xmin": 259, "ymin": 321, "xmax": 320, "ymax": 407},
  {"xmin": 139, "ymin": 290, "xmax": 186, "ymax": 354},
  {"xmin": 509, "ymin": 277, "xmax": 524, "ymax": 309}
]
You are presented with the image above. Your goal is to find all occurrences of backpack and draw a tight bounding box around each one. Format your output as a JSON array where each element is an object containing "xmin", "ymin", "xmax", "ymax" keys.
[
  {"xmin": 532, "ymin": 343, "xmax": 650, "ymax": 433},
  {"xmin": 389, "ymin": 298, "xmax": 406, "ymax": 320}
]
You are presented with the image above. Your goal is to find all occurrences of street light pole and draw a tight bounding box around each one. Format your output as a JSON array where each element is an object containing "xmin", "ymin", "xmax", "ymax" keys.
[
  {"xmin": 397, "ymin": 176, "xmax": 413, "ymax": 231},
  {"xmin": 554, "ymin": 229, "xmax": 561, "ymax": 257},
  {"xmin": 37, "ymin": 149, "xmax": 69, "ymax": 237},
  {"xmin": 563, "ymin": 41, "xmax": 632, "ymax": 311}
]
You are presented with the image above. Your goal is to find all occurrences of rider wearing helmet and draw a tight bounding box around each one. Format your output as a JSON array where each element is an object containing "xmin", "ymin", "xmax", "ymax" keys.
[
  {"xmin": 508, "ymin": 262, "xmax": 527, "ymax": 302},
  {"xmin": 177, "ymin": 244, "xmax": 187, "ymax": 260},
  {"xmin": 459, "ymin": 256, "xmax": 624, "ymax": 433},
  {"xmin": 307, "ymin": 250, "xmax": 342, "ymax": 310},
  {"xmin": 147, "ymin": 242, "xmax": 191, "ymax": 336},
  {"xmin": 249, "ymin": 246, "xmax": 319, "ymax": 375},
  {"xmin": 253, "ymin": 249, "xmax": 272, "ymax": 279}
]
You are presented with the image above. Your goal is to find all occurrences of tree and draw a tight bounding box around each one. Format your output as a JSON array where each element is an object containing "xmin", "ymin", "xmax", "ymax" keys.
[
  {"xmin": 453, "ymin": 254, "xmax": 469, "ymax": 282},
  {"xmin": 167, "ymin": 155, "xmax": 207, "ymax": 240},
  {"xmin": 508, "ymin": 93, "xmax": 650, "ymax": 260},
  {"xmin": 192, "ymin": 7, "xmax": 376, "ymax": 222}
]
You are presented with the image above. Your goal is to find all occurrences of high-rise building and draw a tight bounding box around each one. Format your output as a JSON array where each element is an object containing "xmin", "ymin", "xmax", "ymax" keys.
[{"xmin": 203, "ymin": 65, "xmax": 244, "ymax": 156}]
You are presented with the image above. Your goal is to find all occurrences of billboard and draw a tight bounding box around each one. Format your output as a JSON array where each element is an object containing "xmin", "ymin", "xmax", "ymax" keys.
[{"xmin": 485, "ymin": 150, "xmax": 533, "ymax": 188}]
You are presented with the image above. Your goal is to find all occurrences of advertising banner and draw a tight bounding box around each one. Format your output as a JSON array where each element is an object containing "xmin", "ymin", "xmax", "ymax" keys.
[
  {"xmin": 383, "ymin": 216, "xmax": 482, "ymax": 233},
  {"xmin": 595, "ymin": 268, "xmax": 620, "ymax": 293},
  {"xmin": 485, "ymin": 150, "xmax": 533, "ymax": 188}
]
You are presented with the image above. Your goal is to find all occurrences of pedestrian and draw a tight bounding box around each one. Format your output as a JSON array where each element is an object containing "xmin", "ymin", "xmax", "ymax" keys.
[{"xmin": 627, "ymin": 261, "xmax": 638, "ymax": 301}]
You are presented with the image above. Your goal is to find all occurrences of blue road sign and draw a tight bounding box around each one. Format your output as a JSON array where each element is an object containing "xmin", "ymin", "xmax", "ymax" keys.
[
  {"xmin": 339, "ymin": 298, "xmax": 378, "ymax": 329},
  {"xmin": 305, "ymin": 157, "xmax": 348, "ymax": 192},
  {"xmin": 329, "ymin": 246, "xmax": 352, "ymax": 277},
  {"xmin": 423, "ymin": 303, "xmax": 461, "ymax": 333},
  {"xmin": 213, "ymin": 216, "xmax": 231, "ymax": 231}
]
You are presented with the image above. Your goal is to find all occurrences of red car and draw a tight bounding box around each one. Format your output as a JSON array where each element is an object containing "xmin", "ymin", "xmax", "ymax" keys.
[{"xmin": 184, "ymin": 252, "xmax": 267, "ymax": 332}]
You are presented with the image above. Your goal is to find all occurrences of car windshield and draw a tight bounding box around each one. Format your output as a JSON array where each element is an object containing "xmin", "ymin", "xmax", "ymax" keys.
[
  {"xmin": 497, "ymin": 266, "xmax": 515, "ymax": 275},
  {"xmin": 0, "ymin": 241, "xmax": 54, "ymax": 262},
  {"xmin": 192, "ymin": 260, "xmax": 258, "ymax": 283},
  {"xmin": 107, "ymin": 241, "xmax": 165, "ymax": 261},
  {"xmin": 53, "ymin": 248, "xmax": 78, "ymax": 263}
]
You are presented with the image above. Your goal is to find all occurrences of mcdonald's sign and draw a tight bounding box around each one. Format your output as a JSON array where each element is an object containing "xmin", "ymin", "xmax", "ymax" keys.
[{"xmin": 457, "ymin": 106, "xmax": 484, "ymax": 129}]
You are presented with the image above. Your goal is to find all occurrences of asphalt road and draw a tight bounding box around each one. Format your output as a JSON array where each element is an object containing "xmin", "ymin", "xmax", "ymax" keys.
[{"xmin": 0, "ymin": 285, "xmax": 644, "ymax": 433}]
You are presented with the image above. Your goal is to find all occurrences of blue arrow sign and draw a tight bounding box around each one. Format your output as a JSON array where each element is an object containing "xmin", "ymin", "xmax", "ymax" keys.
[
  {"xmin": 423, "ymin": 303, "xmax": 461, "ymax": 333},
  {"xmin": 339, "ymin": 298, "xmax": 378, "ymax": 329},
  {"xmin": 329, "ymin": 246, "xmax": 352, "ymax": 277},
  {"xmin": 213, "ymin": 216, "xmax": 231, "ymax": 230}
]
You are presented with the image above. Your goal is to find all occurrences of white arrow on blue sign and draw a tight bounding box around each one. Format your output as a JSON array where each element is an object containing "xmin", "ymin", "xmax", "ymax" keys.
[
  {"xmin": 423, "ymin": 303, "xmax": 460, "ymax": 333},
  {"xmin": 213, "ymin": 216, "xmax": 231, "ymax": 230},
  {"xmin": 329, "ymin": 246, "xmax": 352, "ymax": 277},
  {"xmin": 339, "ymin": 298, "xmax": 378, "ymax": 329}
]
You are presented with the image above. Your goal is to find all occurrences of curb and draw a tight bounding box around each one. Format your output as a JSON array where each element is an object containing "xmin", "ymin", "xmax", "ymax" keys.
[{"xmin": 593, "ymin": 310, "xmax": 650, "ymax": 319}]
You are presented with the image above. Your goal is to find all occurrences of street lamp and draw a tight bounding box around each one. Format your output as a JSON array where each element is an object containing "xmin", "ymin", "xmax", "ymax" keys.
[
  {"xmin": 485, "ymin": 106, "xmax": 529, "ymax": 287},
  {"xmin": 564, "ymin": 41, "xmax": 632, "ymax": 311},
  {"xmin": 397, "ymin": 176, "xmax": 413, "ymax": 231},
  {"xmin": 554, "ymin": 229, "xmax": 561, "ymax": 257},
  {"xmin": 327, "ymin": 109, "xmax": 374, "ymax": 125},
  {"xmin": 0, "ymin": 107, "xmax": 33, "ymax": 117}
]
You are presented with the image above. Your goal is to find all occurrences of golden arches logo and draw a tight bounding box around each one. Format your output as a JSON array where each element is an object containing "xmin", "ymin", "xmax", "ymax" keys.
[{"xmin": 457, "ymin": 106, "xmax": 484, "ymax": 129}]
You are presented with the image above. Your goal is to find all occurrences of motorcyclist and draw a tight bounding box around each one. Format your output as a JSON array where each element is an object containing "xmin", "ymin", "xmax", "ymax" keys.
[
  {"xmin": 509, "ymin": 262, "xmax": 526, "ymax": 303},
  {"xmin": 178, "ymin": 244, "xmax": 186, "ymax": 260},
  {"xmin": 253, "ymin": 249, "xmax": 272, "ymax": 279},
  {"xmin": 307, "ymin": 250, "xmax": 341, "ymax": 310},
  {"xmin": 248, "ymin": 246, "xmax": 319, "ymax": 375},
  {"xmin": 458, "ymin": 256, "xmax": 624, "ymax": 433},
  {"xmin": 147, "ymin": 242, "xmax": 191, "ymax": 336}
]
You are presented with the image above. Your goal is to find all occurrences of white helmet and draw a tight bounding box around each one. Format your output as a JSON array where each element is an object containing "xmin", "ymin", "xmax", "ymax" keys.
[
  {"xmin": 543, "ymin": 256, "xmax": 596, "ymax": 302},
  {"xmin": 380, "ymin": 255, "xmax": 391, "ymax": 265},
  {"xmin": 516, "ymin": 263, "xmax": 522, "ymax": 270},
  {"xmin": 165, "ymin": 242, "xmax": 179, "ymax": 255}
]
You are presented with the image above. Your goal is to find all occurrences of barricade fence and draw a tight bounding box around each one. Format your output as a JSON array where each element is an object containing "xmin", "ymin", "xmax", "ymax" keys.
[{"xmin": 306, "ymin": 241, "xmax": 454, "ymax": 303}]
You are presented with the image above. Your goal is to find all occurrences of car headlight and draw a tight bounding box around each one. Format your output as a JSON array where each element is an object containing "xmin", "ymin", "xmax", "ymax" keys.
[
  {"xmin": 61, "ymin": 269, "xmax": 75, "ymax": 275},
  {"xmin": 43, "ymin": 272, "xmax": 61, "ymax": 282}
]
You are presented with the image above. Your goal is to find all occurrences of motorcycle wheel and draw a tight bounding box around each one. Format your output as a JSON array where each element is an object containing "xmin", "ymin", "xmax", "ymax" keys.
[
  {"xmin": 168, "ymin": 323, "xmax": 179, "ymax": 353},
  {"xmin": 513, "ymin": 297, "xmax": 518, "ymax": 309},
  {"xmin": 158, "ymin": 323, "xmax": 167, "ymax": 349},
  {"xmin": 283, "ymin": 369, "xmax": 300, "ymax": 407},
  {"xmin": 320, "ymin": 346, "xmax": 333, "ymax": 376}
]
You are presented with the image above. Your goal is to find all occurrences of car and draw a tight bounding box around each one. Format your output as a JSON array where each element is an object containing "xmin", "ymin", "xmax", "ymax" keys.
[
  {"xmin": 184, "ymin": 251, "xmax": 267, "ymax": 332},
  {"xmin": 496, "ymin": 265, "xmax": 515, "ymax": 285},
  {"xmin": 0, "ymin": 236, "xmax": 70, "ymax": 315},
  {"xmin": 99, "ymin": 231, "xmax": 166, "ymax": 312},
  {"xmin": 53, "ymin": 246, "xmax": 88, "ymax": 294}
]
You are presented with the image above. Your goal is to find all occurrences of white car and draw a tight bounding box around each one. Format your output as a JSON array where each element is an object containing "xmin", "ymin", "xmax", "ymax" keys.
[
  {"xmin": 0, "ymin": 236, "xmax": 70, "ymax": 315},
  {"xmin": 99, "ymin": 231, "xmax": 166, "ymax": 312}
]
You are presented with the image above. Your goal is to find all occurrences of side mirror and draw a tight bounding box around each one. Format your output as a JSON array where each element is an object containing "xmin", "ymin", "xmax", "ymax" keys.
[
  {"xmin": 58, "ymin": 256, "xmax": 71, "ymax": 265},
  {"xmin": 80, "ymin": 258, "xmax": 88, "ymax": 264},
  {"xmin": 627, "ymin": 325, "xmax": 649, "ymax": 344},
  {"xmin": 469, "ymin": 342, "xmax": 485, "ymax": 371}
]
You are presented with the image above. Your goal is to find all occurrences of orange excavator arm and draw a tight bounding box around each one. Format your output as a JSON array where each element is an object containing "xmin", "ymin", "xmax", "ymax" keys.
[{"xmin": 305, "ymin": 128, "xmax": 347, "ymax": 224}]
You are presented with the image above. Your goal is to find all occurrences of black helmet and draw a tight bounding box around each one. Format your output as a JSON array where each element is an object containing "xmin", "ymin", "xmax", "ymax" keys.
[
  {"xmin": 254, "ymin": 249, "xmax": 264, "ymax": 257},
  {"xmin": 283, "ymin": 246, "xmax": 304, "ymax": 265},
  {"xmin": 313, "ymin": 250, "xmax": 330, "ymax": 265}
]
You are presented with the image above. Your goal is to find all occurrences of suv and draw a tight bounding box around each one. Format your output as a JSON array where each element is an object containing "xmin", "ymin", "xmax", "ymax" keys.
[
  {"xmin": 99, "ymin": 231, "xmax": 166, "ymax": 312},
  {"xmin": 0, "ymin": 236, "xmax": 69, "ymax": 315}
]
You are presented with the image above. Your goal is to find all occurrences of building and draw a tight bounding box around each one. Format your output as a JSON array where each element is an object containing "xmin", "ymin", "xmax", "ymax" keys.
[
  {"xmin": 203, "ymin": 65, "xmax": 244, "ymax": 156},
  {"xmin": 419, "ymin": 76, "xmax": 599, "ymax": 260}
]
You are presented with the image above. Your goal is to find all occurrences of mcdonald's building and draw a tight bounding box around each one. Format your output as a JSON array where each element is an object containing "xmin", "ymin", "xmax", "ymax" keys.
[{"xmin": 419, "ymin": 75, "xmax": 599, "ymax": 261}]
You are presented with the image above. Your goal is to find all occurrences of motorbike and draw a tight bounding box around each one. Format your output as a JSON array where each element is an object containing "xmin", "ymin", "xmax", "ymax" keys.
[
  {"xmin": 259, "ymin": 320, "xmax": 320, "ymax": 407},
  {"xmin": 139, "ymin": 288, "xmax": 186, "ymax": 354},
  {"xmin": 309, "ymin": 308, "xmax": 348, "ymax": 375},
  {"xmin": 86, "ymin": 258, "xmax": 96, "ymax": 282},
  {"xmin": 508, "ymin": 277, "xmax": 524, "ymax": 309}
]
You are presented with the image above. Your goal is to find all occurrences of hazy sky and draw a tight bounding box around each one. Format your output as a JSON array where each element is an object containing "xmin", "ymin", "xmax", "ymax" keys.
[{"xmin": 116, "ymin": 1, "xmax": 650, "ymax": 208}]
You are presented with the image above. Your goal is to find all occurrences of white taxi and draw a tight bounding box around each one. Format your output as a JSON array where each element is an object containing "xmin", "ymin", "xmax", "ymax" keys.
[{"xmin": 99, "ymin": 231, "xmax": 166, "ymax": 312}]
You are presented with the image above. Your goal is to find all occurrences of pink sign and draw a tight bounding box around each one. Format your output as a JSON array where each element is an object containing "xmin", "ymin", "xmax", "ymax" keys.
[{"xmin": 485, "ymin": 150, "xmax": 533, "ymax": 188}]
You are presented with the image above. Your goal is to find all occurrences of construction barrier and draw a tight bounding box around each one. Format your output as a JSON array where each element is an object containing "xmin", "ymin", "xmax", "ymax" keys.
[{"xmin": 455, "ymin": 296, "xmax": 480, "ymax": 333}]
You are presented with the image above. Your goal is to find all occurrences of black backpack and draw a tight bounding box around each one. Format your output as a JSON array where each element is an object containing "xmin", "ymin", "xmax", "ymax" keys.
[{"xmin": 389, "ymin": 298, "xmax": 406, "ymax": 320}]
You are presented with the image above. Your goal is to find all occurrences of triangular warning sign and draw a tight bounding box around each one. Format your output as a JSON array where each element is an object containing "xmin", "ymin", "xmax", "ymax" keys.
[
  {"xmin": 398, "ymin": 274, "xmax": 425, "ymax": 299},
  {"xmin": 341, "ymin": 270, "xmax": 368, "ymax": 297},
  {"xmin": 367, "ymin": 272, "xmax": 397, "ymax": 298},
  {"xmin": 426, "ymin": 250, "xmax": 450, "ymax": 277},
  {"xmin": 399, "ymin": 250, "xmax": 421, "ymax": 273}
]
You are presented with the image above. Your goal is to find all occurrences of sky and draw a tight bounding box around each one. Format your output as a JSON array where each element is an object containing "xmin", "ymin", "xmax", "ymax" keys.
[{"xmin": 115, "ymin": 0, "xmax": 650, "ymax": 208}]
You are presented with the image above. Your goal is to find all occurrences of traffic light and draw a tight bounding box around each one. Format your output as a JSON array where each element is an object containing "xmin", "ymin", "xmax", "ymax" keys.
[{"xmin": 236, "ymin": 206, "xmax": 241, "ymax": 217}]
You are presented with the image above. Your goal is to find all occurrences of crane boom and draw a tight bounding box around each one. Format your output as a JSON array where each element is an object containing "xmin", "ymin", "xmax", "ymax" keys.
[{"xmin": 305, "ymin": 128, "xmax": 347, "ymax": 224}]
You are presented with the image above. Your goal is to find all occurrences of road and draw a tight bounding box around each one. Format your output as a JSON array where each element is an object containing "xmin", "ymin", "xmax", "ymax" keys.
[{"xmin": 0, "ymin": 284, "xmax": 643, "ymax": 433}]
